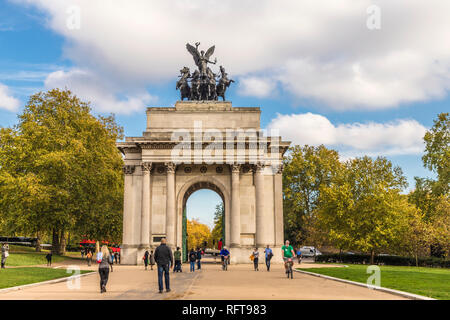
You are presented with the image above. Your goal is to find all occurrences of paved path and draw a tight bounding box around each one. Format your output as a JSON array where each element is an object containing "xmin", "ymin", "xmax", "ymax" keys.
[{"xmin": 0, "ymin": 261, "xmax": 406, "ymax": 300}]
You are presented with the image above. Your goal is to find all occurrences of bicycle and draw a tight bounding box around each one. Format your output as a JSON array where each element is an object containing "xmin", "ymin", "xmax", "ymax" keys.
[
  {"xmin": 222, "ymin": 256, "xmax": 229, "ymax": 271},
  {"xmin": 284, "ymin": 258, "xmax": 293, "ymax": 279}
]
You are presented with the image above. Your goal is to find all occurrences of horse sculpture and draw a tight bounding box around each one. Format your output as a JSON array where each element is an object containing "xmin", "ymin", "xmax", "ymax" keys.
[
  {"xmin": 176, "ymin": 67, "xmax": 191, "ymax": 101},
  {"xmin": 216, "ymin": 66, "xmax": 234, "ymax": 101}
]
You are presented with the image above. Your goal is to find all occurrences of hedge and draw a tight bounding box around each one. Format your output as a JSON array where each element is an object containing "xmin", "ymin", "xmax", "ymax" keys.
[{"xmin": 315, "ymin": 253, "xmax": 450, "ymax": 268}]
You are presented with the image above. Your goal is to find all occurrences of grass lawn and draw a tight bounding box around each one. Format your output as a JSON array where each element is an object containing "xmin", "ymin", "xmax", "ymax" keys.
[
  {"xmin": 299, "ymin": 264, "xmax": 450, "ymax": 300},
  {"xmin": 6, "ymin": 253, "xmax": 68, "ymax": 266},
  {"xmin": 0, "ymin": 267, "xmax": 93, "ymax": 289}
]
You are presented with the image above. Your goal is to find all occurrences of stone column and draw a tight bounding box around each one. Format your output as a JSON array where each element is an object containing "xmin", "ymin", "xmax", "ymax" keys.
[
  {"xmin": 140, "ymin": 162, "xmax": 152, "ymax": 248},
  {"xmin": 165, "ymin": 162, "xmax": 176, "ymax": 248},
  {"xmin": 274, "ymin": 164, "xmax": 284, "ymax": 246},
  {"xmin": 230, "ymin": 164, "xmax": 241, "ymax": 247},
  {"xmin": 255, "ymin": 163, "xmax": 266, "ymax": 247},
  {"xmin": 122, "ymin": 165, "xmax": 135, "ymax": 250}
]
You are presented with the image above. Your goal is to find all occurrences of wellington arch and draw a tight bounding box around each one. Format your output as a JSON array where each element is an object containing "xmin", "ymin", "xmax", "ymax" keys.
[{"xmin": 117, "ymin": 101, "xmax": 290, "ymax": 264}]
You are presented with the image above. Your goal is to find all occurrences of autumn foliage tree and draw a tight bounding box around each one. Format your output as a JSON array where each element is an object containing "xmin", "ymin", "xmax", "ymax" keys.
[{"xmin": 187, "ymin": 219, "xmax": 212, "ymax": 250}]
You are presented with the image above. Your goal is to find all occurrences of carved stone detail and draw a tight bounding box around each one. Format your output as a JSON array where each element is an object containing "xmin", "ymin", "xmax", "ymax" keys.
[
  {"xmin": 141, "ymin": 162, "xmax": 153, "ymax": 172},
  {"xmin": 254, "ymin": 163, "xmax": 265, "ymax": 173},
  {"xmin": 231, "ymin": 164, "xmax": 241, "ymax": 173},
  {"xmin": 165, "ymin": 162, "xmax": 176, "ymax": 173},
  {"xmin": 123, "ymin": 165, "xmax": 135, "ymax": 175}
]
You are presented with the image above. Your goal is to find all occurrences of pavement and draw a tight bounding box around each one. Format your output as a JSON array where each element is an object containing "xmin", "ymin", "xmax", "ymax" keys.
[{"xmin": 0, "ymin": 260, "xmax": 407, "ymax": 300}]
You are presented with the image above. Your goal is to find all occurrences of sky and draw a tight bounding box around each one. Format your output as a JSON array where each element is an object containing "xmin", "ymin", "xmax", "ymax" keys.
[{"xmin": 0, "ymin": 1, "xmax": 448, "ymax": 226}]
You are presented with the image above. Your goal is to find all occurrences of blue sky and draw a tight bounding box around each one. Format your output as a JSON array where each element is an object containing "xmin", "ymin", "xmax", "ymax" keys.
[{"xmin": 1, "ymin": 1, "xmax": 448, "ymax": 226}]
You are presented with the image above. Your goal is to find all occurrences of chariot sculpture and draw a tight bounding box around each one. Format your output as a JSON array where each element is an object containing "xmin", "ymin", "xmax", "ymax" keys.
[{"xmin": 176, "ymin": 42, "xmax": 234, "ymax": 101}]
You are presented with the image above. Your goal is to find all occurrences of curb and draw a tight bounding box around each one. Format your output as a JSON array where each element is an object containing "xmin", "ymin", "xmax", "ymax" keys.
[
  {"xmin": 0, "ymin": 270, "xmax": 96, "ymax": 294},
  {"xmin": 294, "ymin": 268, "xmax": 435, "ymax": 300}
]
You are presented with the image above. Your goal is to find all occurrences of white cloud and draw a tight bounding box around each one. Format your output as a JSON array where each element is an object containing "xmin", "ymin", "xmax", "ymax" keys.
[
  {"xmin": 44, "ymin": 69, "xmax": 155, "ymax": 114},
  {"xmin": 238, "ymin": 76, "xmax": 276, "ymax": 98},
  {"xmin": 11, "ymin": 0, "xmax": 450, "ymax": 110},
  {"xmin": 267, "ymin": 113, "xmax": 427, "ymax": 157},
  {"xmin": 0, "ymin": 83, "xmax": 20, "ymax": 111}
]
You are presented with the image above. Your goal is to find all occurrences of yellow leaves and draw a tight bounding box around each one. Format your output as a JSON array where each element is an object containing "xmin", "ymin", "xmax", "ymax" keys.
[{"xmin": 187, "ymin": 219, "xmax": 212, "ymax": 250}]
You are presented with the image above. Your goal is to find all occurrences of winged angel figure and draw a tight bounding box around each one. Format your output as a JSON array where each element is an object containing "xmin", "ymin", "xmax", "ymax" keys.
[{"xmin": 186, "ymin": 42, "xmax": 217, "ymax": 78}]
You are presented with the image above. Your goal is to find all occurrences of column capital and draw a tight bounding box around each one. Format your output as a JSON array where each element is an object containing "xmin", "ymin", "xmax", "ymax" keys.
[
  {"xmin": 254, "ymin": 163, "xmax": 265, "ymax": 173},
  {"xmin": 123, "ymin": 165, "xmax": 135, "ymax": 175},
  {"xmin": 164, "ymin": 162, "xmax": 176, "ymax": 173},
  {"xmin": 141, "ymin": 162, "xmax": 153, "ymax": 172},
  {"xmin": 231, "ymin": 164, "xmax": 241, "ymax": 173},
  {"xmin": 270, "ymin": 163, "xmax": 284, "ymax": 174}
]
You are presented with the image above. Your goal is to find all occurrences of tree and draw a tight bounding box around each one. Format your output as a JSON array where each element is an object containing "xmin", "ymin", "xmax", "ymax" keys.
[
  {"xmin": 422, "ymin": 112, "xmax": 449, "ymax": 195},
  {"xmin": 397, "ymin": 200, "xmax": 431, "ymax": 266},
  {"xmin": 317, "ymin": 156, "xmax": 408, "ymax": 264},
  {"xmin": 211, "ymin": 203, "xmax": 224, "ymax": 246},
  {"xmin": 408, "ymin": 112, "xmax": 449, "ymax": 258},
  {"xmin": 187, "ymin": 219, "xmax": 212, "ymax": 250},
  {"xmin": 0, "ymin": 89, "xmax": 124, "ymax": 253},
  {"xmin": 283, "ymin": 145, "xmax": 341, "ymax": 245}
]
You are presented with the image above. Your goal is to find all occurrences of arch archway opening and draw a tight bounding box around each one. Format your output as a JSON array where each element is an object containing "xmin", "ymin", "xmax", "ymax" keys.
[{"xmin": 183, "ymin": 182, "xmax": 225, "ymax": 263}]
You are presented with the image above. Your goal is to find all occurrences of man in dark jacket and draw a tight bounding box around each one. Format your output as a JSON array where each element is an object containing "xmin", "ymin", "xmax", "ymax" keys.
[
  {"xmin": 154, "ymin": 238, "xmax": 174, "ymax": 293},
  {"xmin": 196, "ymin": 248, "xmax": 202, "ymax": 270}
]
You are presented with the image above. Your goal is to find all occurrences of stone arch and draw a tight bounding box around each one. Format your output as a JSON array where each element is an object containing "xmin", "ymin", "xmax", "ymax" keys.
[{"xmin": 175, "ymin": 175, "xmax": 231, "ymax": 252}]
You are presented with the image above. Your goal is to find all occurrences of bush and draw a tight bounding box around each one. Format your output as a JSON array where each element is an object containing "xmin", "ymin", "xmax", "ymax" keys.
[{"xmin": 315, "ymin": 253, "xmax": 450, "ymax": 268}]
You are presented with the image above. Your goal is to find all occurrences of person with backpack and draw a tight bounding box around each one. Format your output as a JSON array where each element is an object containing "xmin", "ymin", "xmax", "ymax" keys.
[
  {"xmin": 264, "ymin": 245, "xmax": 273, "ymax": 271},
  {"xmin": 252, "ymin": 247, "xmax": 260, "ymax": 271},
  {"xmin": 189, "ymin": 249, "xmax": 196, "ymax": 272},
  {"xmin": 98, "ymin": 245, "xmax": 113, "ymax": 293}
]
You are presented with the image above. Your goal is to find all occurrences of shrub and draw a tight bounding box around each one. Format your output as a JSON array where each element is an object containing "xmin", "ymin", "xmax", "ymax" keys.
[{"xmin": 315, "ymin": 253, "xmax": 450, "ymax": 268}]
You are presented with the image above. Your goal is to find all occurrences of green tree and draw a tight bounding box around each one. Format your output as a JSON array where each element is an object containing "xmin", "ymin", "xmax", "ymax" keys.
[
  {"xmin": 211, "ymin": 203, "xmax": 224, "ymax": 247},
  {"xmin": 422, "ymin": 112, "xmax": 449, "ymax": 195},
  {"xmin": 282, "ymin": 145, "xmax": 341, "ymax": 245},
  {"xmin": 0, "ymin": 89, "xmax": 124, "ymax": 253},
  {"xmin": 409, "ymin": 112, "xmax": 449, "ymax": 258},
  {"xmin": 317, "ymin": 156, "xmax": 408, "ymax": 264}
]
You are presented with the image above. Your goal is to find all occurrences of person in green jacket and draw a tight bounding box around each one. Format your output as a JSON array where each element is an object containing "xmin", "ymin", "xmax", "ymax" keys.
[{"xmin": 173, "ymin": 247, "xmax": 182, "ymax": 272}]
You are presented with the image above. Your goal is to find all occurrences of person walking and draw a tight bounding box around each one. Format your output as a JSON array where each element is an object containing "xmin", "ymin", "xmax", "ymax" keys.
[
  {"xmin": 264, "ymin": 245, "xmax": 273, "ymax": 271},
  {"xmin": 143, "ymin": 249, "xmax": 150, "ymax": 270},
  {"xmin": 149, "ymin": 250, "xmax": 155, "ymax": 270},
  {"xmin": 218, "ymin": 238, "xmax": 223, "ymax": 251},
  {"xmin": 252, "ymin": 247, "xmax": 259, "ymax": 271},
  {"xmin": 154, "ymin": 238, "xmax": 173, "ymax": 293},
  {"xmin": 296, "ymin": 248, "xmax": 302, "ymax": 264},
  {"xmin": 86, "ymin": 250, "xmax": 93, "ymax": 266},
  {"xmin": 114, "ymin": 251, "xmax": 119, "ymax": 264},
  {"xmin": 109, "ymin": 249, "xmax": 114, "ymax": 273},
  {"xmin": 1, "ymin": 243, "xmax": 9, "ymax": 269},
  {"xmin": 196, "ymin": 247, "xmax": 202, "ymax": 270},
  {"xmin": 189, "ymin": 249, "xmax": 196, "ymax": 272},
  {"xmin": 46, "ymin": 252, "xmax": 52, "ymax": 266},
  {"xmin": 98, "ymin": 245, "xmax": 113, "ymax": 293},
  {"xmin": 173, "ymin": 247, "xmax": 182, "ymax": 273}
]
